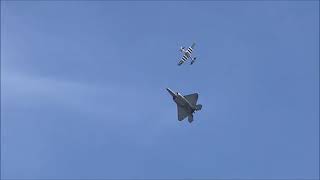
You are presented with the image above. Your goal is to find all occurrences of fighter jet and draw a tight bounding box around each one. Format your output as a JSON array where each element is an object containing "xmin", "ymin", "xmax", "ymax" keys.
[
  {"xmin": 166, "ymin": 88, "xmax": 202, "ymax": 123},
  {"xmin": 178, "ymin": 42, "xmax": 197, "ymax": 66}
]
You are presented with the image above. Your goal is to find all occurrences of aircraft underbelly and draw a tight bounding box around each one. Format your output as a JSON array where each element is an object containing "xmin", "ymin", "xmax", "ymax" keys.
[{"xmin": 175, "ymin": 99, "xmax": 185, "ymax": 106}]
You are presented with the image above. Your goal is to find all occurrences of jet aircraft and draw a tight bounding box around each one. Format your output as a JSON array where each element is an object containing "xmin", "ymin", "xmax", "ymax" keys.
[{"xmin": 166, "ymin": 88, "xmax": 202, "ymax": 123}]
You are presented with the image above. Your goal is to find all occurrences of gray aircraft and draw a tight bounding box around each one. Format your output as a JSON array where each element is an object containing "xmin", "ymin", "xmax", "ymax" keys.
[{"xmin": 166, "ymin": 88, "xmax": 202, "ymax": 123}]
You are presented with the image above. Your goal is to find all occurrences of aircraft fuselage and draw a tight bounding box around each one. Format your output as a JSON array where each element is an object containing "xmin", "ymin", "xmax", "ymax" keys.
[{"xmin": 166, "ymin": 88, "xmax": 195, "ymax": 113}]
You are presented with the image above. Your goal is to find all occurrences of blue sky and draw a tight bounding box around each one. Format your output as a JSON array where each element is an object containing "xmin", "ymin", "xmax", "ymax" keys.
[{"xmin": 1, "ymin": 1, "xmax": 319, "ymax": 179}]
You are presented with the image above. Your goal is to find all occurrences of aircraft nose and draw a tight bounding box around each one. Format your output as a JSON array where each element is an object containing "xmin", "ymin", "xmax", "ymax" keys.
[{"xmin": 166, "ymin": 88, "xmax": 176, "ymax": 97}]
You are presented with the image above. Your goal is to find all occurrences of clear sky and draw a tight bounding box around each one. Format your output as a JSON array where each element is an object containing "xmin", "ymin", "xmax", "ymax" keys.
[{"xmin": 1, "ymin": 1, "xmax": 319, "ymax": 179}]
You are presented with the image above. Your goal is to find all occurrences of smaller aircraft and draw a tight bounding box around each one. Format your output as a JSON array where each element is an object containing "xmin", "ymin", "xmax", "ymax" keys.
[
  {"xmin": 166, "ymin": 88, "xmax": 202, "ymax": 123},
  {"xmin": 178, "ymin": 42, "xmax": 197, "ymax": 66}
]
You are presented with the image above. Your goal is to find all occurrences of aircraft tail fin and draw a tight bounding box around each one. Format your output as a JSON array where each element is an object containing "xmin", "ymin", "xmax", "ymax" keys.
[{"xmin": 196, "ymin": 104, "xmax": 202, "ymax": 111}]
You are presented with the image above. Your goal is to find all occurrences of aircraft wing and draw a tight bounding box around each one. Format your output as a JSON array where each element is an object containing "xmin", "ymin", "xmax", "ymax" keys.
[
  {"xmin": 177, "ymin": 105, "xmax": 189, "ymax": 121},
  {"xmin": 178, "ymin": 54, "xmax": 189, "ymax": 66},
  {"xmin": 178, "ymin": 59, "xmax": 185, "ymax": 66},
  {"xmin": 184, "ymin": 93, "xmax": 198, "ymax": 106}
]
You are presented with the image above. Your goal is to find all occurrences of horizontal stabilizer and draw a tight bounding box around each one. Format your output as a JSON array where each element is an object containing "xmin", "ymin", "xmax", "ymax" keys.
[{"xmin": 196, "ymin": 104, "xmax": 202, "ymax": 111}]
